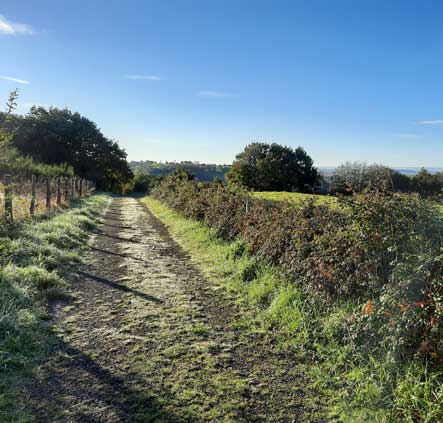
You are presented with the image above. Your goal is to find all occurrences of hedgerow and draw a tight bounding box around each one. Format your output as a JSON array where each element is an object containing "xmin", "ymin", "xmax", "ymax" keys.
[{"xmin": 152, "ymin": 172, "xmax": 443, "ymax": 373}]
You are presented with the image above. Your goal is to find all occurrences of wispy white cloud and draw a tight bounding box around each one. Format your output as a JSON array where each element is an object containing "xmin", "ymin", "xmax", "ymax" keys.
[
  {"xmin": 126, "ymin": 75, "xmax": 162, "ymax": 81},
  {"xmin": 417, "ymin": 120, "xmax": 443, "ymax": 125},
  {"xmin": 0, "ymin": 15, "xmax": 33, "ymax": 35},
  {"xmin": 0, "ymin": 76, "xmax": 30, "ymax": 84},
  {"xmin": 395, "ymin": 133, "xmax": 422, "ymax": 139},
  {"xmin": 197, "ymin": 90, "xmax": 235, "ymax": 98}
]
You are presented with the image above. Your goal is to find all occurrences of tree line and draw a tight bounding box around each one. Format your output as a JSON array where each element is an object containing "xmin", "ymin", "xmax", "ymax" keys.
[
  {"xmin": 130, "ymin": 160, "xmax": 230, "ymax": 182},
  {"xmin": 210, "ymin": 144, "xmax": 443, "ymax": 196},
  {"xmin": 130, "ymin": 141, "xmax": 443, "ymax": 197},
  {"xmin": 331, "ymin": 161, "xmax": 443, "ymax": 195},
  {"xmin": 0, "ymin": 91, "xmax": 132, "ymax": 189}
]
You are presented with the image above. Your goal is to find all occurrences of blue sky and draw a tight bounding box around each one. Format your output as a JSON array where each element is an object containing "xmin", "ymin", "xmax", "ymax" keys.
[{"xmin": 1, "ymin": 1, "xmax": 443, "ymax": 166}]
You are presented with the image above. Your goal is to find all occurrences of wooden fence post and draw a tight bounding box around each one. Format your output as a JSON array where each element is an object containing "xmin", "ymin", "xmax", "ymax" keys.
[
  {"xmin": 4, "ymin": 174, "xmax": 13, "ymax": 223},
  {"xmin": 71, "ymin": 177, "xmax": 76, "ymax": 201},
  {"xmin": 64, "ymin": 177, "xmax": 69, "ymax": 203},
  {"xmin": 56, "ymin": 177, "xmax": 62, "ymax": 206},
  {"xmin": 75, "ymin": 177, "xmax": 78, "ymax": 197},
  {"xmin": 46, "ymin": 179, "xmax": 51, "ymax": 212},
  {"xmin": 30, "ymin": 174, "xmax": 36, "ymax": 216},
  {"xmin": 79, "ymin": 178, "xmax": 83, "ymax": 197}
]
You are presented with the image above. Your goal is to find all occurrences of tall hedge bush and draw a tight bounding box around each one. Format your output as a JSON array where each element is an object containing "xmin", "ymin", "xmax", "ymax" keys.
[{"xmin": 153, "ymin": 174, "xmax": 443, "ymax": 364}]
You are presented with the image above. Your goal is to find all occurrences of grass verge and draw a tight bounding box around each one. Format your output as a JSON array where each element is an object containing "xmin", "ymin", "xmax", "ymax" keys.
[
  {"xmin": 144, "ymin": 196, "xmax": 443, "ymax": 423},
  {"xmin": 0, "ymin": 194, "xmax": 108, "ymax": 423},
  {"xmin": 143, "ymin": 197, "xmax": 307, "ymax": 336}
]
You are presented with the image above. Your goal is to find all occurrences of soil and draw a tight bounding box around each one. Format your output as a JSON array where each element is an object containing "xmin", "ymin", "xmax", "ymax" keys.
[{"xmin": 25, "ymin": 197, "xmax": 323, "ymax": 423}]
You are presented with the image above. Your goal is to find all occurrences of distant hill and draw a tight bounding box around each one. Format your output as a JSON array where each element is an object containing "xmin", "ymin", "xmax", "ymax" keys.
[
  {"xmin": 392, "ymin": 167, "xmax": 443, "ymax": 176},
  {"xmin": 129, "ymin": 161, "xmax": 231, "ymax": 182},
  {"xmin": 129, "ymin": 162, "xmax": 443, "ymax": 183},
  {"xmin": 319, "ymin": 167, "xmax": 443, "ymax": 176}
]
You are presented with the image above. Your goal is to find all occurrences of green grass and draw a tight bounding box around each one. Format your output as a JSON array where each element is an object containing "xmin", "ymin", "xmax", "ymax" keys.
[
  {"xmin": 143, "ymin": 197, "xmax": 307, "ymax": 334},
  {"xmin": 0, "ymin": 194, "xmax": 107, "ymax": 423},
  {"xmin": 145, "ymin": 196, "xmax": 443, "ymax": 423},
  {"xmin": 252, "ymin": 191, "xmax": 338, "ymax": 207}
]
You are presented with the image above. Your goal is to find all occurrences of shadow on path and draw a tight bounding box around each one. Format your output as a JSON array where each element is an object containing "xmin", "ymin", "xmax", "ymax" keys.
[
  {"xmin": 78, "ymin": 270, "xmax": 163, "ymax": 304},
  {"xmin": 90, "ymin": 246, "xmax": 144, "ymax": 262},
  {"xmin": 92, "ymin": 230, "xmax": 141, "ymax": 244},
  {"xmin": 34, "ymin": 338, "xmax": 190, "ymax": 423}
]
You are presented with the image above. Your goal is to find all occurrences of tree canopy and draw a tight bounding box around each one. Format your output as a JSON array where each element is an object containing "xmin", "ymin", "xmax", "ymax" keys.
[
  {"xmin": 226, "ymin": 142, "xmax": 318, "ymax": 192},
  {"xmin": 1, "ymin": 106, "xmax": 132, "ymax": 188}
]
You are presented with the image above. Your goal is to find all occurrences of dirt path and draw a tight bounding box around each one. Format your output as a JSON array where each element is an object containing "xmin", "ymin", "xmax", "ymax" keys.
[{"xmin": 27, "ymin": 197, "xmax": 321, "ymax": 423}]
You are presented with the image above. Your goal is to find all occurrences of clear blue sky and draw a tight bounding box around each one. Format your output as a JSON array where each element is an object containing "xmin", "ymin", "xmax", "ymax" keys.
[{"xmin": 1, "ymin": 1, "xmax": 443, "ymax": 166}]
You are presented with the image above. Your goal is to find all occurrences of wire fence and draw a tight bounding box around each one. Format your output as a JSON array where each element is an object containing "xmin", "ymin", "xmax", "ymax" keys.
[{"xmin": 0, "ymin": 174, "xmax": 95, "ymax": 223}]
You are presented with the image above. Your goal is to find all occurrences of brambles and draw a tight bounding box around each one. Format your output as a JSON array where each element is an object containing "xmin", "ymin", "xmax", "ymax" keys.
[{"xmin": 153, "ymin": 174, "xmax": 443, "ymax": 420}]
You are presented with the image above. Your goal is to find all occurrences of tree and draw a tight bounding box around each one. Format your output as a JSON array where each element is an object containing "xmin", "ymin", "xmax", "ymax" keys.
[
  {"xmin": 366, "ymin": 164, "xmax": 411, "ymax": 192},
  {"xmin": 0, "ymin": 90, "xmax": 22, "ymax": 173},
  {"xmin": 411, "ymin": 168, "xmax": 443, "ymax": 195},
  {"xmin": 331, "ymin": 161, "xmax": 369, "ymax": 194},
  {"xmin": 2, "ymin": 106, "xmax": 133, "ymax": 188},
  {"xmin": 332, "ymin": 162, "xmax": 413, "ymax": 194},
  {"xmin": 132, "ymin": 173, "xmax": 161, "ymax": 193},
  {"xmin": 226, "ymin": 142, "xmax": 318, "ymax": 192}
]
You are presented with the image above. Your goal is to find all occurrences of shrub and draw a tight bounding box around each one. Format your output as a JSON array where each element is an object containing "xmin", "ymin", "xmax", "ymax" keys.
[{"xmin": 152, "ymin": 176, "xmax": 443, "ymax": 363}]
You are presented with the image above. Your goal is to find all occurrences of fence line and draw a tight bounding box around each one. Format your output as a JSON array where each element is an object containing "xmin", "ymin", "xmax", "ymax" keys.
[{"xmin": 0, "ymin": 174, "xmax": 95, "ymax": 223}]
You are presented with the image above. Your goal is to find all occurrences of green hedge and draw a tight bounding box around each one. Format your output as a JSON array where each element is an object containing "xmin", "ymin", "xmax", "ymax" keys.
[{"xmin": 153, "ymin": 173, "xmax": 443, "ymax": 364}]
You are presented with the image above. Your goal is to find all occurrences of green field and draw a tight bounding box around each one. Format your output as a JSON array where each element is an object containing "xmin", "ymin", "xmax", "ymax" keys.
[{"xmin": 252, "ymin": 191, "xmax": 338, "ymax": 206}]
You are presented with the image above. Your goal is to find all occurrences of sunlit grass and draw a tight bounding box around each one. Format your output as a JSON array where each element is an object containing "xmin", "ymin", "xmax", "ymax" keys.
[
  {"xmin": 251, "ymin": 191, "xmax": 338, "ymax": 207},
  {"xmin": 0, "ymin": 194, "xmax": 107, "ymax": 422}
]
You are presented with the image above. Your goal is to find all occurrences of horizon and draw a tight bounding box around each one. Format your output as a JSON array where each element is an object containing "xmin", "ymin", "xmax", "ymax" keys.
[{"xmin": 3, "ymin": 1, "xmax": 443, "ymax": 167}]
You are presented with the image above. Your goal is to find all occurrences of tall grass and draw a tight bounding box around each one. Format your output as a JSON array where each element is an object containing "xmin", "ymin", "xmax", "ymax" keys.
[{"xmin": 0, "ymin": 194, "xmax": 107, "ymax": 422}]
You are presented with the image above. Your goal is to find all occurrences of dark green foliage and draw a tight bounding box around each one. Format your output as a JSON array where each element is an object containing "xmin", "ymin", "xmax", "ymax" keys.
[
  {"xmin": 411, "ymin": 168, "xmax": 443, "ymax": 195},
  {"xmin": 226, "ymin": 142, "xmax": 318, "ymax": 192},
  {"xmin": 1, "ymin": 106, "xmax": 132, "ymax": 189},
  {"xmin": 153, "ymin": 176, "xmax": 443, "ymax": 363},
  {"xmin": 132, "ymin": 173, "xmax": 161, "ymax": 193}
]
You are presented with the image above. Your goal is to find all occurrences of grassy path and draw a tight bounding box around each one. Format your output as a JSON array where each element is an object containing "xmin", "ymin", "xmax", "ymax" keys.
[{"xmin": 28, "ymin": 196, "xmax": 320, "ymax": 422}]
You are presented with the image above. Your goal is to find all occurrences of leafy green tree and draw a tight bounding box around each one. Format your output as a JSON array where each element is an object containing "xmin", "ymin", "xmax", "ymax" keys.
[
  {"xmin": 2, "ymin": 106, "xmax": 132, "ymax": 188},
  {"xmin": 169, "ymin": 168, "xmax": 195, "ymax": 182},
  {"xmin": 0, "ymin": 91, "xmax": 75, "ymax": 177},
  {"xmin": 132, "ymin": 173, "xmax": 161, "ymax": 193},
  {"xmin": 226, "ymin": 142, "xmax": 318, "ymax": 192},
  {"xmin": 0, "ymin": 90, "xmax": 19, "ymax": 162},
  {"xmin": 411, "ymin": 168, "xmax": 443, "ymax": 195}
]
